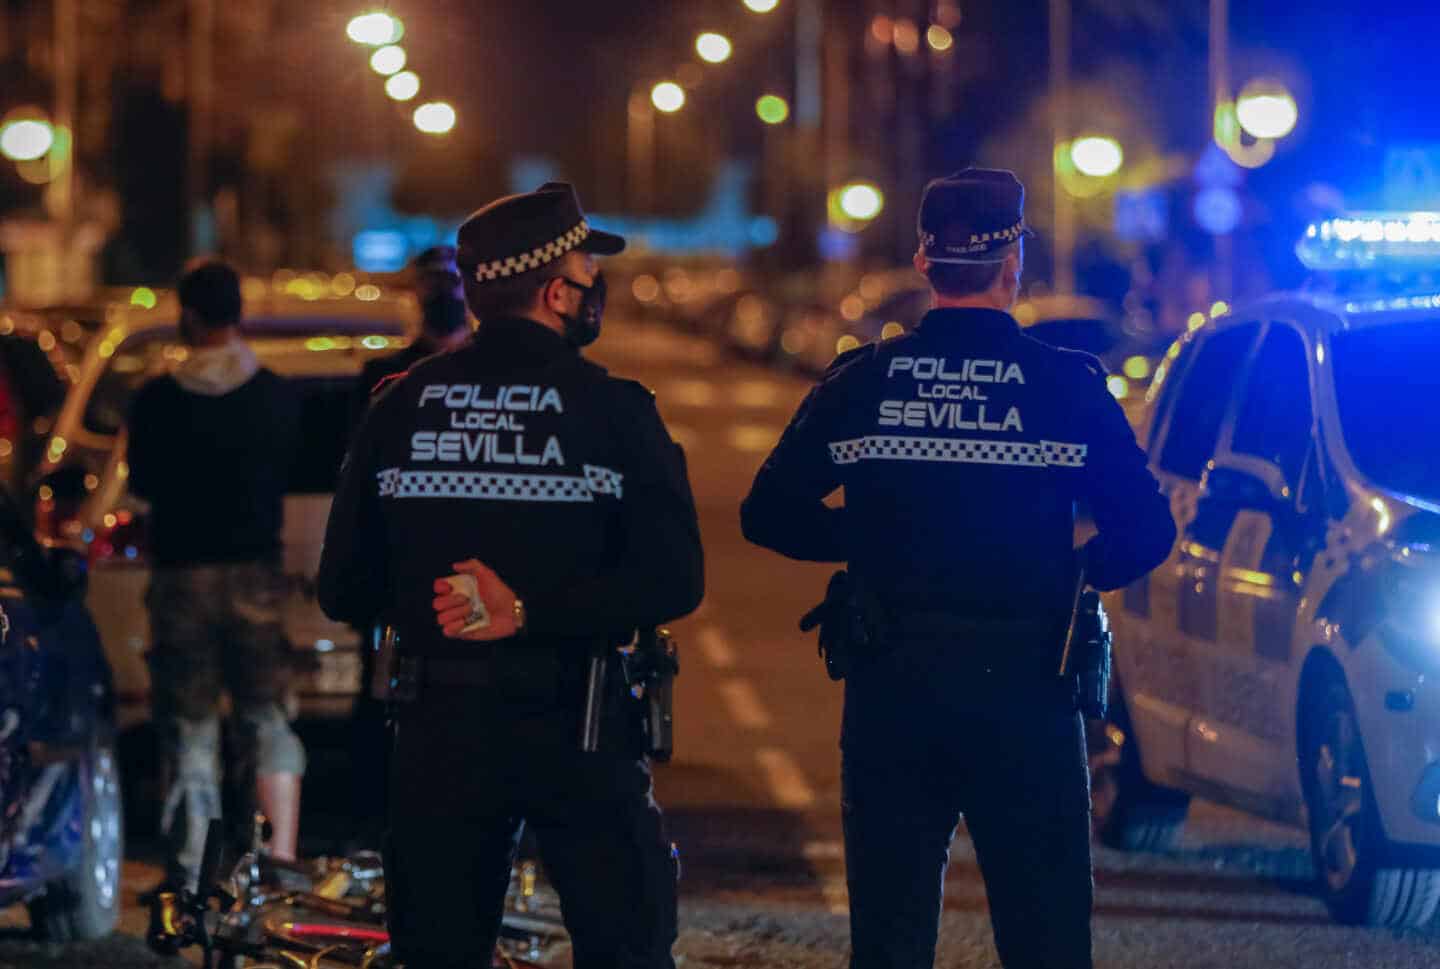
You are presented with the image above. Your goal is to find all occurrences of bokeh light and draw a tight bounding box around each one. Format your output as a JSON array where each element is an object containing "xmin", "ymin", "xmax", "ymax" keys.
[
  {"xmin": 0, "ymin": 120, "xmax": 54, "ymax": 162},
  {"xmin": 651, "ymin": 82, "xmax": 686, "ymax": 113},
  {"xmin": 839, "ymin": 182, "xmax": 885, "ymax": 221},
  {"xmin": 1069, "ymin": 136, "xmax": 1124, "ymax": 178},
  {"xmin": 1236, "ymin": 79, "xmax": 1298, "ymax": 140},
  {"xmin": 369, "ymin": 45, "xmax": 406, "ymax": 76},
  {"xmin": 696, "ymin": 32, "xmax": 733, "ymax": 64},
  {"xmin": 385, "ymin": 71, "xmax": 420, "ymax": 101},
  {"xmin": 413, "ymin": 102, "xmax": 456, "ymax": 134},
  {"xmin": 346, "ymin": 12, "xmax": 402, "ymax": 46},
  {"xmin": 743, "ymin": 0, "xmax": 779, "ymax": 12},
  {"xmin": 756, "ymin": 94, "xmax": 790, "ymax": 125}
]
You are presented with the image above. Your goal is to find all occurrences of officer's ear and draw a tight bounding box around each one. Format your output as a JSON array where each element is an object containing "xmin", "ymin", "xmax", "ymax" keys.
[{"xmin": 912, "ymin": 249, "xmax": 930, "ymax": 277}]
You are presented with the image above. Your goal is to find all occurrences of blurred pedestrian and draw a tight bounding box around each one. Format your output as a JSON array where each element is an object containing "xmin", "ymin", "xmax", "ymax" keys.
[
  {"xmin": 741, "ymin": 169, "xmax": 1176, "ymax": 969},
  {"xmin": 128, "ymin": 259, "xmax": 305, "ymax": 889},
  {"xmin": 319, "ymin": 183, "xmax": 703, "ymax": 968}
]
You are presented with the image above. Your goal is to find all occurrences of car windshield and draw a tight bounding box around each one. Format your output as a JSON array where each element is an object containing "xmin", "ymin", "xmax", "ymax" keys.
[{"xmin": 1332, "ymin": 319, "xmax": 1440, "ymax": 505}]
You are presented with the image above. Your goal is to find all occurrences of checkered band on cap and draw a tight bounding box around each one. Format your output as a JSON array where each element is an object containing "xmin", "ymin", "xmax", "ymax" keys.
[
  {"xmin": 473, "ymin": 220, "xmax": 592, "ymax": 282},
  {"xmin": 927, "ymin": 218, "xmax": 1027, "ymax": 261},
  {"xmin": 827, "ymin": 436, "xmax": 1087, "ymax": 469}
]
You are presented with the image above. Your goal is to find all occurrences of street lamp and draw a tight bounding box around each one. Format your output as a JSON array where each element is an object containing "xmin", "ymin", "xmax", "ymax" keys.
[
  {"xmin": 650, "ymin": 82, "xmax": 686, "ymax": 114},
  {"xmin": 369, "ymin": 45, "xmax": 406, "ymax": 76},
  {"xmin": 1069, "ymin": 136, "xmax": 1123, "ymax": 178},
  {"xmin": 413, "ymin": 102, "xmax": 456, "ymax": 135},
  {"xmin": 838, "ymin": 182, "xmax": 884, "ymax": 221},
  {"xmin": 696, "ymin": 32, "xmax": 733, "ymax": 64},
  {"xmin": 385, "ymin": 71, "xmax": 420, "ymax": 101},
  {"xmin": 743, "ymin": 0, "xmax": 779, "ymax": 11},
  {"xmin": 0, "ymin": 119, "xmax": 55, "ymax": 162},
  {"xmin": 755, "ymin": 94, "xmax": 789, "ymax": 125},
  {"xmin": 1236, "ymin": 78, "xmax": 1298, "ymax": 140},
  {"xmin": 346, "ymin": 12, "xmax": 402, "ymax": 46}
]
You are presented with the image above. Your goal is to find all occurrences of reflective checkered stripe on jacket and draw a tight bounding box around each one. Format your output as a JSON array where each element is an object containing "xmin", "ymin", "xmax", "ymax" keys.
[
  {"xmin": 827, "ymin": 436, "xmax": 1087, "ymax": 468},
  {"xmin": 376, "ymin": 466, "xmax": 624, "ymax": 502}
]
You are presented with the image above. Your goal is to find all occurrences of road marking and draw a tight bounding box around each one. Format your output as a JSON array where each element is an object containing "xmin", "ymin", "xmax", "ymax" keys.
[
  {"xmin": 728, "ymin": 424, "xmax": 782, "ymax": 453},
  {"xmin": 733, "ymin": 380, "xmax": 783, "ymax": 408},
  {"xmin": 756, "ymin": 747, "xmax": 817, "ymax": 810},
  {"xmin": 718, "ymin": 679, "xmax": 772, "ymax": 729},
  {"xmin": 697, "ymin": 625, "xmax": 736, "ymax": 669},
  {"xmin": 802, "ymin": 840, "xmax": 845, "ymax": 861},
  {"xmin": 665, "ymin": 379, "xmax": 717, "ymax": 407}
]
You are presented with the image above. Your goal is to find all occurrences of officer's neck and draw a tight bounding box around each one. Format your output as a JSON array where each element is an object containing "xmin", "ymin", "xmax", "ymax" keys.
[
  {"xmin": 515, "ymin": 307, "xmax": 567, "ymax": 338},
  {"xmin": 930, "ymin": 290, "xmax": 1015, "ymax": 313}
]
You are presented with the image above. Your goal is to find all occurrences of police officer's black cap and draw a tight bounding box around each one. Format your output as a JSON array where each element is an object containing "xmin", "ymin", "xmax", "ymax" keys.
[
  {"xmin": 918, "ymin": 168, "xmax": 1035, "ymax": 264},
  {"xmin": 456, "ymin": 182, "xmax": 625, "ymax": 285},
  {"xmin": 412, "ymin": 245, "xmax": 459, "ymax": 279}
]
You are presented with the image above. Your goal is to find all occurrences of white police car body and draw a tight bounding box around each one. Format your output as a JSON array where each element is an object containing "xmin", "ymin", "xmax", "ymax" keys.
[{"xmin": 1103, "ymin": 233, "xmax": 1440, "ymax": 928}]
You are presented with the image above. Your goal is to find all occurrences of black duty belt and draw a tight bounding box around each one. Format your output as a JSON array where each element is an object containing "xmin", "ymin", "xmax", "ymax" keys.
[{"xmin": 892, "ymin": 613, "xmax": 1060, "ymax": 643}]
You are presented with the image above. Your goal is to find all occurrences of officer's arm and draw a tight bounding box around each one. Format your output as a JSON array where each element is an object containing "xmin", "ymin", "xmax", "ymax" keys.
[
  {"xmin": 523, "ymin": 388, "xmax": 704, "ymax": 635},
  {"xmin": 740, "ymin": 382, "xmax": 845, "ymax": 562},
  {"xmin": 317, "ymin": 398, "xmax": 391, "ymax": 626},
  {"xmin": 1077, "ymin": 366, "xmax": 1177, "ymax": 591}
]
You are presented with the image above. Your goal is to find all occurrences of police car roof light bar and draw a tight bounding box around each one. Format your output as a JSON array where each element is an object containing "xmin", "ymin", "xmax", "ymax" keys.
[{"xmin": 1297, "ymin": 211, "xmax": 1440, "ymax": 271}]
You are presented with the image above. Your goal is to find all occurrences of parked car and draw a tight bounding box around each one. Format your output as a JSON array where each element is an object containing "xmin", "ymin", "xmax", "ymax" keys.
[
  {"xmin": 1095, "ymin": 289, "xmax": 1440, "ymax": 928},
  {"xmin": 0, "ymin": 483, "xmax": 122, "ymax": 941},
  {"xmin": 35, "ymin": 288, "xmax": 419, "ymax": 733}
]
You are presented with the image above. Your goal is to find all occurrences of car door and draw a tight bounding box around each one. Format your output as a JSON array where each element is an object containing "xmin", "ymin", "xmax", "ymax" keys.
[
  {"xmin": 1118, "ymin": 321, "xmax": 1260, "ymax": 780},
  {"xmin": 1185, "ymin": 322, "xmax": 1317, "ymax": 807}
]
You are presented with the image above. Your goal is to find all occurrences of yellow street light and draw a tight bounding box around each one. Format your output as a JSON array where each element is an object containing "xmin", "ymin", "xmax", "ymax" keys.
[
  {"xmin": 743, "ymin": 0, "xmax": 779, "ymax": 11},
  {"xmin": 926, "ymin": 25, "xmax": 954, "ymax": 52},
  {"xmin": 838, "ymin": 182, "xmax": 885, "ymax": 221},
  {"xmin": 385, "ymin": 71, "xmax": 420, "ymax": 101},
  {"xmin": 413, "ymin": 101, "xmax": 456, "ymax": 135},
  {"xmin": 1069, "ymin": 136, "xmax": 1124, "ymax": 178},
  {"xmin": 651, "ymin": 81, "xmax": 686, "ymax": 113},
  {"xmin": 696, "ymin": 32, "xmax": 733, "ymax": 64},
  {"xmin": 755, "ymin": 94, "xmax": 790, "ymax": 125},
  {"xmin": 0, "ymin": 119, "xmax": 55, "ymax": 162},
  {"xmin": 1236, "ymin": 78, "xmax": 1298, "ymax": 140},
  {"xmin": 346, "ymin": 12, "xmax": 403, "ymax": 46},
  {"xmin": 369, "ymin": 44, "xmax": 406, "ymax": 76}
]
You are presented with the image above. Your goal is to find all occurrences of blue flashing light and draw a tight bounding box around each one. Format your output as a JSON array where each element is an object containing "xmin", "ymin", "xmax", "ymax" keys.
[
  {"xmin": 1298, "ymin": 211, "xmax": 1440, "ymax": 271},
  {"xmin": 353, "ymin": 230, "xmax": 409, "ymax": 273}
]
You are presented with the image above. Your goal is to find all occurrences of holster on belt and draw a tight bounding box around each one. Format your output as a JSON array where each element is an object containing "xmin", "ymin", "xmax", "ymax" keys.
[
  {"xmin": 1058, "ymin": 569, "xmax": 1112, "ymax": 720},
  {"xmin": 369, "ymin": 624, "xmax": 418, "ymax": 704},
  {"xmin": 580, "ymin": 628, "xmax": 681, "ymax": 760},
  {"xmin": 799, "ymin": 570, "xmax": 887, "ymax": 681}
]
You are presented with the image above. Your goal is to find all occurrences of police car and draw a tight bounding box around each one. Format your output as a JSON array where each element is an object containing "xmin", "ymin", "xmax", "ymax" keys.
[{"xmin": 1098, "ymin": 213, "xmax": 1440, "ymax": 928}]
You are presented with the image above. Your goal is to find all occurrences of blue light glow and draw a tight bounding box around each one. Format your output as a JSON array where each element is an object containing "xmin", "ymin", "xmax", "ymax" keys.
[
  {"xmin": 1194, "ymin": 187, "xmax": 1242, "ymax": 235},
  {"xmin": 1298, "ymin": 211, "xmax": 1440, "ymax": 271}
]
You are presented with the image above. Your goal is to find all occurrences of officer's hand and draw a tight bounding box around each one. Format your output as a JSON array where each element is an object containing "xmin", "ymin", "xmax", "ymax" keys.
[{"xmin": 431, "ymin": 559, "xmax": 520, "ymax": 641}]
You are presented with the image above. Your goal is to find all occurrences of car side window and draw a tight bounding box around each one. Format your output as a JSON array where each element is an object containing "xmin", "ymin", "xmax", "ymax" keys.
[
  {"xmin": 1157, "ymin": 321, "xmax": 1261, "ymax": 480},
  {"xmin": 1231, "ymin": 324, "xmax": 1313, "ymax": 488}
]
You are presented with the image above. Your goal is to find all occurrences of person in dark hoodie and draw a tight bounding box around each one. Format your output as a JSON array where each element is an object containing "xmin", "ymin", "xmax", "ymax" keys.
[{"xmin": 127, "ymin": 259, "xmax": 305, "ymax": 889}]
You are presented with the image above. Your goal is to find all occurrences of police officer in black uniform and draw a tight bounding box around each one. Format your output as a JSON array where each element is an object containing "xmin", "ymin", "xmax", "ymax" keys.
[
  {"xmin": 741, "ymin": 169, "xmax": 1176, "ymax": 969},
  {"xmin": 319, "ymin": 183, "xmax": 704, "ymax": 969},
  {"xmin": 350, "ymin": 245, "xmax": 472, "ymax": 426}
]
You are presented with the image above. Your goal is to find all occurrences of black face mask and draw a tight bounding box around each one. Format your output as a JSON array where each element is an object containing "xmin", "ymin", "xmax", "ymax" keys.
[
  {"xmin": 421, "ymin": 292, "xmax": 468, "ymax": 337},
  {"xmin": 556, "ymin": 272, "xmax": 607, "ymax": 348}
]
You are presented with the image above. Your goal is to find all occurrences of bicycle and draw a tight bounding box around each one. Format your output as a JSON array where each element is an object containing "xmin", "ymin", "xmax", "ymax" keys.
[{"xmin": 145, "ymin": 814, "xmax": 567, "ymax": 968}]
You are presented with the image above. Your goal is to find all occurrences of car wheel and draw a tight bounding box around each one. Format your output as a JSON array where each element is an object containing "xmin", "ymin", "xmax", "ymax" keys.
[
  {"xmin": 1301, "ymin": 674, "xmax": 1440, "ymax": 928},
  {"xmin": 1092, "ymin": 690, "xmax": 1191, "ymax": 852},
  {"xmin": 28, "ymin": 737, "xmax": 124, "ymax": 941}
]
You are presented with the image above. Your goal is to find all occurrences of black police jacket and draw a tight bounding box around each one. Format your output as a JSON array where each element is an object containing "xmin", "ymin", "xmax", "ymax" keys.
[
  {"xmin": 318, "ymin": 315, "xmax": 705, "ymax": 664},
  {"xmin": 741, "ymin": 307, "xmax": 1175, "ymax": 628}
]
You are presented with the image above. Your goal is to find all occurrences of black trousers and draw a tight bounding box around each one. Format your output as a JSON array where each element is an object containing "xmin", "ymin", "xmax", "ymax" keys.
[
  {"xmin": 384, "ymin": 688, "xmax": 678, "ymax": 969},
  {"xmin": 841, "ymin": 648, "xmax": 1093, "ymax": 969}
]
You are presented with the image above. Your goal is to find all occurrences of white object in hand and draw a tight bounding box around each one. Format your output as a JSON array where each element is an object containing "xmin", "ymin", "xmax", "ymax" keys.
[{"xmin": 444, "ymin": 574, "xmax": 490, "ymax": 633}]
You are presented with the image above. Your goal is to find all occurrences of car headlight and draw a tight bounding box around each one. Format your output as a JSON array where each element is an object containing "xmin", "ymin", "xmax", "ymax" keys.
[{"xmin": 1376, "ymin": 560, "xmax": 1440, "ymax": 674}]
